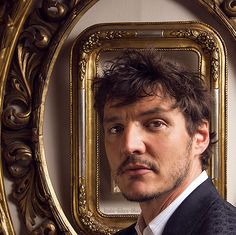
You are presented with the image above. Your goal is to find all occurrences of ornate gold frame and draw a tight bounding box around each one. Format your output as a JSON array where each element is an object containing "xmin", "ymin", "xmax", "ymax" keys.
[
  {"xmin": 0, "ymin": 0, "xmax": 234, "ymax": 234},
  {"xmin": 71, "ymin": 21, "xmax": 226, "ymax": 234}
]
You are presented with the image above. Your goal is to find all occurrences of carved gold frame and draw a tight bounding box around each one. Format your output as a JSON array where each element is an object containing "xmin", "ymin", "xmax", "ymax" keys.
[
  {"xmin": 70, "ymin": 21, "xmax": 226, "ymax": 234},
  {"xmin": 0, "ymin": 0, "xmax": 234, "ymax": 234}
]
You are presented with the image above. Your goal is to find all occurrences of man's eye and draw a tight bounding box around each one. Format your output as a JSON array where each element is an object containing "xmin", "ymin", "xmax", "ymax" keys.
[
  {"xmin": 108, "ymin": 125, "xmax": 123, "ymax": 134},
  {"xmin": 146, "ymin": 120, "xmax": 166, "ymax": 130}
]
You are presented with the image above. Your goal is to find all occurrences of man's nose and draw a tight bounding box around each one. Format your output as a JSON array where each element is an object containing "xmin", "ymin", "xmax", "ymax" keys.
[{"xmin": 122, "ymin": 125, "xmax": 146, "ymax": 155}]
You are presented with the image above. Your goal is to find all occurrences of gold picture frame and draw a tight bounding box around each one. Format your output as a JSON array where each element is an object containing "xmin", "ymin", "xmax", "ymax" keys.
[{"xmin": 70, "ymin": 21, "xmax": 227, "ymax": 234}]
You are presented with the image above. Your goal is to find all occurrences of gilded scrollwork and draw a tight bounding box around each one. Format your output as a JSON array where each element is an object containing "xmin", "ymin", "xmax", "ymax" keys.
[
  {"xmin": 198, "ymin": 0, "xmax": 236, "ymax": 39},
  {"xmin": 1, "ymin": 0, "xmax": 92, "ymax": 234},
  {"xmin": 42, "ymin": 0, "xmax": 69, "ymax": 21},
  {"xmin": 31, "ymin": 219, "xmax": 57, "ymax": 235},
  {"xmin": 1, "ymin": 52, "xmax": 58, "ymax": 231},
  {"xmin": 0, "ymin": 1, "xmax": 37, "ymax": 234},
  {"xmin": 2, "ymin": 46, "xmax": 37, "ymax": 130},
  {"xmin": 221, "ymin": 0, "xmax": 236, "ymax": 17}
]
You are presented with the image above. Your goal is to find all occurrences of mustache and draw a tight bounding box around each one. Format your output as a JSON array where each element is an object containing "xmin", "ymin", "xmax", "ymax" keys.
[{"xmin": 116, "ymin": 155, "xmax": 159, "ymax": 176}]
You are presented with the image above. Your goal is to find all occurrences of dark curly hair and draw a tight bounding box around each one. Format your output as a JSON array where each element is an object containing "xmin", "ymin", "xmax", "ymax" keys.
[{"xmin": 92, "ymin": 50, "xmax": 216, "ymax": 170}]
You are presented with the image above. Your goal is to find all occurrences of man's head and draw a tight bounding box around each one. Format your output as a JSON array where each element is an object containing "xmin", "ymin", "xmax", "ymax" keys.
[
  {"xmin": 93, "ymin": 50, "xmax": 214, "ymax": 169},
  {"xmin": 92, "ymin": 50, "xmax": 214, "ymax": 203}
]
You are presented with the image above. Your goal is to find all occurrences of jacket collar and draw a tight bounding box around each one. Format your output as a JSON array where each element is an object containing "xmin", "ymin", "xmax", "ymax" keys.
[{"xmin": 162, "ymin": 178, "xmax": 219, "ymax": 235}]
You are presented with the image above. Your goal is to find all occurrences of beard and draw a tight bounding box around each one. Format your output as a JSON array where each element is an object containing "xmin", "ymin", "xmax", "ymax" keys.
[
  {"xmin": 120, "ymin": 169, "xmax": 189, "ymax": 202},
  {"xmin": 122, "ymin": 190, "xmax": 162, "ymax": 202},
  {"xmin": 114, "ymin": 140, "xmax": 192, "ymax": 203}
]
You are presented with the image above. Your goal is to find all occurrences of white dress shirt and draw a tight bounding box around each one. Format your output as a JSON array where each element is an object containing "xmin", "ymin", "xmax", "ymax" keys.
[{"xmin": 135, "ymin": 171, "xmax": 208, "ymax": 235}]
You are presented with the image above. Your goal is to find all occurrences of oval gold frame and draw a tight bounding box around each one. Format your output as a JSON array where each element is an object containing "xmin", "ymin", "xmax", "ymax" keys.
[{"xmin": 0, "ymin": 0, "xmax": 234, "ymax": 234}]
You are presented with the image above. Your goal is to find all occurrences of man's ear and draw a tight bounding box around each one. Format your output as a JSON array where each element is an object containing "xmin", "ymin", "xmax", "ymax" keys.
[{"xmin": 192, "ymin": 120, "xmax": 210, "ymax": 156}]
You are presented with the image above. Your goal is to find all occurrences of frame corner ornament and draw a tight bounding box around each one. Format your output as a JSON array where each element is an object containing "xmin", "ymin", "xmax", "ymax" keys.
[{"xmin": 198, "ymin": 0, "xmax": 236, "ymax": 39}]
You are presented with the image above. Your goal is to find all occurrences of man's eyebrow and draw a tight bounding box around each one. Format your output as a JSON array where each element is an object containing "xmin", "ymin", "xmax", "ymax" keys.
[
  {"xmin": 103, "ymin": 107, "xmax": 170, "ymax": 124},
  {"xmin": 138, "ymin": 107, "xmax": 168, "ymax": 117},
  {"xmin": 103, "ymin": 116, "xmax": 120, "ymax": 125}
]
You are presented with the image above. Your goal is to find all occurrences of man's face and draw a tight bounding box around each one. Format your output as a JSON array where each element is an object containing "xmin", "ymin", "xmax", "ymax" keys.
[{"xmin": 103, "ymin": 92, "xmax": 208, "ymax": 202}]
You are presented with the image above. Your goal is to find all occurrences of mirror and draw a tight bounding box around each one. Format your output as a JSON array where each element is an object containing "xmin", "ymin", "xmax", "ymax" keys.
[{"xmin": 70, "ymin": 21, "xmax": 226, "ymax": 234}]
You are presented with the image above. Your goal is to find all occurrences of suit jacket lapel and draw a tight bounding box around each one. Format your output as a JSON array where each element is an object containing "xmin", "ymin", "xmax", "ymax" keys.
[{"xmin": 162, "ymin": 178, "xmax": 219, "ymax": 235}]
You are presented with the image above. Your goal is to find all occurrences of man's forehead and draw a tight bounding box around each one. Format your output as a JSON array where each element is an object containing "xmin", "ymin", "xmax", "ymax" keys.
[
  {"xmin": 103, "ymin": 94, "xmax": 177, "ymax": 121},
  {"xmin": 105, "ymin": 92, "xmax": 174, "ymax": 109}
]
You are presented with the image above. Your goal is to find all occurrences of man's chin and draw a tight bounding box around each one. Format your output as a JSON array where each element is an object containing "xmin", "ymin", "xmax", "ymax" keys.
[{"xmin": 121, "ymin": 191, "xmax": 161, "ymax": 202}]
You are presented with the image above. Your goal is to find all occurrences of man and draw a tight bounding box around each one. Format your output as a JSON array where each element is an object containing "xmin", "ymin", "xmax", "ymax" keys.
[{"xmin": 92, "ymin": 50, "xmax": 236, "ymax": 235}]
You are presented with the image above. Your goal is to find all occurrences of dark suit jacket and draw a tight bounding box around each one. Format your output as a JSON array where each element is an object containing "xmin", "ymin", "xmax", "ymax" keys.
[{"xmin": 115, "ymin": 178, "xmax": 236, "ymax": 235}]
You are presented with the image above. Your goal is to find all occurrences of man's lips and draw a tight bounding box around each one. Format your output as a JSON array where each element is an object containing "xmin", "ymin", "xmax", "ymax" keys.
[
  {"xmin": 116, "ymin": 156, "xmax": 159, "ymax": 176},
  {"xmin": 121, "ymin": 164, "xmax": 153, "ymax": 176}
]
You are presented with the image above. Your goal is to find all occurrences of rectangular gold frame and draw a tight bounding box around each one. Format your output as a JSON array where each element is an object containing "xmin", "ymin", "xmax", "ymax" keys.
[{"xmin": 70, "ymin": 21, "xmax": 227, "ymax": 234}]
